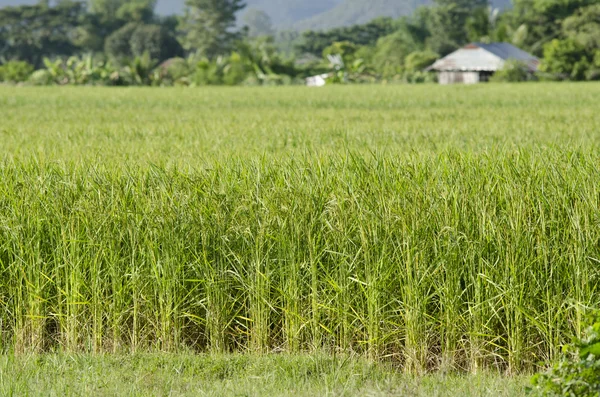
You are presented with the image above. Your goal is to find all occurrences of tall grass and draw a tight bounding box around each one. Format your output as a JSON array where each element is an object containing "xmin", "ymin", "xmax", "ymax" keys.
[{"xmin": 0, "ymin": 149, "xmax": 598, "ymax": 373}]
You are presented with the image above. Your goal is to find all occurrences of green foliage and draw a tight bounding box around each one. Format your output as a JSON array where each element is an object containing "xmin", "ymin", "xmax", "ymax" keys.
[
  {"xmin": 530, "ymin": 313, "xmax": 600, "ymax": 396},
  {"xmin": 490, "ymin": 60, "xmax": 534, "ymax": 82},
  {"xmin": 130, "ymin": 24, "xmax": 184, "ymax": 62},
  {"xmin": 122, "ymin": 51, "xmax": 158, "ymax": 85},
  {"xmin": 465, "ymin": 6, "xmax": 492, "ymax": 42},
  {"xmin": 105, "ymin": 22, "xmax": 140, "ymax": 61},
  {"xmin": 35, "ymin": 55, "xmax": 121, "ymax": 86},
  {"xmin": 404, "ymin": 50, "xmax": 439, "ymax": 72},
  {"xmin": 105, "ymin": 22, "xmax": 183, "ymax": 64},
  {"xmin": 322, "ymin": 41, "xmax": 358, "ymax": 64},
  {"xmin": 372, "ymin": 29, "xmax": 418, "ymax": 79},
  {"xmin": 402, "ymin": 51, "xmax": 439, "ymax": 83},
  {"xmin": 0, "ymin": 60, "xmax": 34, "ymax": 83},
  {"xmin": 562, "ymin": 4, "xmax": 600, "ymax": 50},
  {"xmin": 0, "ymin": 2, "xmax": 87, "ymax": 67},
  {"xmin": 540, "ymin": 38, "xmax": 593, "ymax": 80},
  {"xmin": 179, "ymin": 0, "xmax": 246, "ymax": 58},
  {"xmin": 115, "ymin": 0, "xmax": 157, "ymax": 23},
  {"xmin": 157, "ymin": 57, "xmax": 194, "ymax": 85},
  {"xmin": 427, "ymin": 0, "xmax": 488, "ymax": 55},
  {"xmin": 90, "ymin": 0, "xmax": 156, "ymax": 24},
  {"xmin": 188, "ymin": 39, "xmax": 297, "ymax": 87},
  {"xmin": 296, "ymin": 17, "xmax": 398, "ymax": 57}
]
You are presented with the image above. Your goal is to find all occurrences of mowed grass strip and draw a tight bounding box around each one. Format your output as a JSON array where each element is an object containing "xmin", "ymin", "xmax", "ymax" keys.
[
  {"xmin": 0, "ymin": 150, "xmax": 598, "ymax": 373},
  {"xmin": 0, "ymin": 354, "xmax": 529, "ymax": 396}
]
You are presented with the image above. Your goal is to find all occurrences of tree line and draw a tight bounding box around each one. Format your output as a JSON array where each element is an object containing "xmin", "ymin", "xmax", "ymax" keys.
[{"xmin": 0, "ymin": 0, "xmax": 599, "ymax": 85}]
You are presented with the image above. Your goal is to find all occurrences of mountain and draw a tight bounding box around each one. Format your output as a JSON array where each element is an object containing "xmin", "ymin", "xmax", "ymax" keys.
[
  {"xmin": 0, "ymin": 0, "xmax": 36, "ymax": 6},
  {"xmin": 245, "ymin": 0, "xmax": 344, "ymax": 27},
  {"xmin": 293, "ymin": 0, "xmax": 423, "ymax": 31}
]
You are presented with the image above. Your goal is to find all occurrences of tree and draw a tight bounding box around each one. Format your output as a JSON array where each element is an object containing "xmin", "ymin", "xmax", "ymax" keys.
[
  {"xmin": 105, "ymin": 22, "xmax": 140, "ymax": 60},
  {"xmin": 242, "ymin": 8, "xmax": 274, "ymax": 38},
  {"xmin": 86, "ymin": 0, "xmax": 157, "ymax": 52},
  {"xmin": 179, "ymin": 0, "xmax": 246, "ymax": 58},
  {"xmin": 563, "ymin": 4, "xmax": 600, "ymax": 50},
  {"xmin": 0, "ymin": 2, "xmax": 86, "ymax": 67},
  {"xmin": 130, "ymin": 24, "xmax": 184, "ymax": 61},
  {"xmin": 404, "ymin": 50, "xmax": 439, "ymax": 72},
  {"xmin": 322, "ymin": 41, "xmax": 358, "ymax": 64},
  {"xmin": 466, "ymin": 7, "xmax": 493, "ymax": 42},
  {"xmin": 427, "ymin": 0, "xmax": 489, "ymax": 55},
  {"xmin": 372, "ymin": 29, "xmax": 418, "ymax": 78},
  {"xmin": 296, "ymin": 18, "xmax": 397, "ymax": 57},
  {"xmin": 105, "ymin": 22, "xmax": 183, "ymax": 63},
  {"xmin": 539, "ymin": 38, "xmax": 592, "ymax": 80},
  {"xmin": 89, "ymin": 0, "xmax": 156, "ymax": 24},
  {"xmin": 116, "ymin": 0, "xmax": 157, "ymax": 23},
  {"xmin": 507, "ymin": 0, "xmax": 594, "ymax": 55}
]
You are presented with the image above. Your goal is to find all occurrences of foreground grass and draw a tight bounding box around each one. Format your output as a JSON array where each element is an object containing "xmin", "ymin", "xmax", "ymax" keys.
[{"xmin": 0, "ymin": 354, "xmax": 528, "ymax": 396}]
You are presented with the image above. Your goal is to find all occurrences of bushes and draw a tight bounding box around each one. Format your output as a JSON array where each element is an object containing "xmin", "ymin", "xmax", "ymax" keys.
[
  {"xmin": 0, "ymin": 60, "xmax": 34, "ymax": 83},
  {"xmin": 530, "ymin": 313, "xmax": 600, "ymax": 396},
  {"xmin": 491, "ymin": 60, "xmax": 534, "ymax": 82},
  {"xmin": 540, "ymin": 39, "xmax": 595, "ymax": 81},
  {"xmin": 32, "ymin": 56, "xmax": 122, "ymax": 86}
]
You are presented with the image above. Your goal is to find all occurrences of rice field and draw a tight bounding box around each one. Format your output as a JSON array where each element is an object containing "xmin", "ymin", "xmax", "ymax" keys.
[{"xmin": 0, "ymin": 84, "xmax": 599, "ymax": 375}]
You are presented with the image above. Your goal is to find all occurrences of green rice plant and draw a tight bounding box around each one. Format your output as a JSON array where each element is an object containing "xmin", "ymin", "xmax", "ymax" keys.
[
  {"xmin": 0, "ymin": 148, "xmax": 597, "ymax": 373},
  {"xmin": 0, "ymin": 84, "xmax": 599, "ymax": 375}
]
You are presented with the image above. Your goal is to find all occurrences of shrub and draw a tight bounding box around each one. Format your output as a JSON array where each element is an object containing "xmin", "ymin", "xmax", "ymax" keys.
[
  {"xmin": 539, "ymin": 39, "xmax": 593, "ymax": 81},
  {"xmin": 491, "ymin": 60, "xmax": 534, "ymax": 82},
  {"xmin": 530, "ymin": 313, "xmax": 600, "ymax": 396},
  {"xmin": 404, "ymin": 51, "xmax": 439, "ymax": 73},
  {"xmin": 28, "ymin": 70, "xmax": 54, "ymax": 86},
  {"xmin": 0, "ymin": 60, "xmax": 34, "ymax": 83},
  {"xmin": 158, "ymin": 57, "xmax": 193, "ymax": 86}
]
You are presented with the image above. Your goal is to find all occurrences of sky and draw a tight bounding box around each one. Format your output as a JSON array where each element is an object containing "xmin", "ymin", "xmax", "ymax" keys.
[{"xmin": 0, "ymin": 0, "xmax": 186, "ymax": 14}]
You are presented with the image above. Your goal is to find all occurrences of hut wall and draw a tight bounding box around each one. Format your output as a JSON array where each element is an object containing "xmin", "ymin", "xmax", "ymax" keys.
[{"xmin": 439, "ymin": 71, "xmax": 481, "ymax": 85}]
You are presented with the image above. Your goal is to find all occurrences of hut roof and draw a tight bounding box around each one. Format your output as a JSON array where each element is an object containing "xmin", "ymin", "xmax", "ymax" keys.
[{"xmin": 427, "ymin": 43, "xmax": 539, "ymax": 72}]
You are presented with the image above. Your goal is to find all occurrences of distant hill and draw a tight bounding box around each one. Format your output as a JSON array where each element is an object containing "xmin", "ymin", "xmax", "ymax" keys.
[
  {"xmin": 293, "ymin": 0, "xmax": 423, "ymax": 31},
  {"xmin": 0, "ymin": 0, "xmax": 35, "ymax": 6},
  {"xmin": 0, "ymin": 0, "xmax": 513, "ymax": 31},
  {"xmin": 245, "ymin": 0, "xmax": 344, "ymax": 27}
]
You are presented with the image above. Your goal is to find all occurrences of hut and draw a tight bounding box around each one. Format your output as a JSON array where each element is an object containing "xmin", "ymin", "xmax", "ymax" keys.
[{"xmin": 426, "ymin": 42, "xmax": 539, "ymax": 84}]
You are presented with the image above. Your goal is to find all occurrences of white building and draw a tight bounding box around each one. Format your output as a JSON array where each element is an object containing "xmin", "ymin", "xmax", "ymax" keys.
[
  {"xmin": 426, "ymin": 42, "xmax": 539, "ymax": 85},
  {"xmin": 305, "ymin": 73, "xmax": 331, "ymax": 87}
]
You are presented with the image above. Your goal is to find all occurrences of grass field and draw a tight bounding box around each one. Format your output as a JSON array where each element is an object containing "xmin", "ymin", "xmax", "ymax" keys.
[{"xmin": 0, "ymin": 84, "xmax": 599, "ymax": 393}]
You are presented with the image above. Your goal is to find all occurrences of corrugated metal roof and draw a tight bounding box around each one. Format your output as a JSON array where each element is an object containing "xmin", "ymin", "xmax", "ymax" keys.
[{"xmin": 427, "ymin": 43, "xmax": 539, "ymax": 72}]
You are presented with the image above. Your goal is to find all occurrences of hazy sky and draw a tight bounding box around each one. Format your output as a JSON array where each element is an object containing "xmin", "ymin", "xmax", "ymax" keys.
[{"xmin": 0, "ymin": 0, "xmax": 186, "ymax": 14}]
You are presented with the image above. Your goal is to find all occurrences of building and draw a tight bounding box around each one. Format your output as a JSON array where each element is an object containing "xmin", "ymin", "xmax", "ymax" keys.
[
  {"xmin": 426, "ymin": 42, "xmax": 539, "ymax": 85},
  {"xmin": 305, "ymin": 73, "xmax": 331, "ymax": 87}
]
